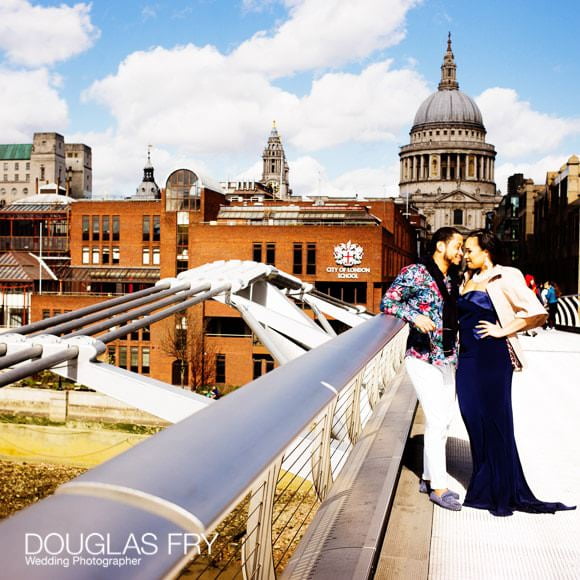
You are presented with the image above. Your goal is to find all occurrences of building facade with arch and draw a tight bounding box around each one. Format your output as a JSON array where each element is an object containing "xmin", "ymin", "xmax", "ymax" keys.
[{"xmin": 398, "ymin": 36, "xmax": 502, "ymax": 234}]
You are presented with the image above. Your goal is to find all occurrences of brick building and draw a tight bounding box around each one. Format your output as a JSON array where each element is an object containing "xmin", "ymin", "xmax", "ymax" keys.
[{"xmin": 18, "ymin": 178, "xmax": 414, "ymax": 388}]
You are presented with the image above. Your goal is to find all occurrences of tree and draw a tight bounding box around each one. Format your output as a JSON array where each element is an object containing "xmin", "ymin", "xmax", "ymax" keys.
[{"xmin": 161, "ymin": 311, "xmax": 217, "ymax": 391}]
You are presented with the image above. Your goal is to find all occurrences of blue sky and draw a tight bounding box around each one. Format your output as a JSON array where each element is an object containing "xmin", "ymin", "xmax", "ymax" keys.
[{"xmin": 1, "ymin": 0, "xmax": 578, "ymax": 198}]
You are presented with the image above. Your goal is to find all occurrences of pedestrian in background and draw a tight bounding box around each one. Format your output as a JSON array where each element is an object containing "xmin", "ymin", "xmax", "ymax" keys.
[{"xmin": 545, "ymin": 281, "xmax": 559, "ymax": 329}]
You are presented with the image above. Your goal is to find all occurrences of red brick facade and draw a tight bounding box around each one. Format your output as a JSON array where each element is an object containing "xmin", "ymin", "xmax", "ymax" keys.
[{"xmin": 26, "ymin": 188, "xmax": 415, "ymax": 390}]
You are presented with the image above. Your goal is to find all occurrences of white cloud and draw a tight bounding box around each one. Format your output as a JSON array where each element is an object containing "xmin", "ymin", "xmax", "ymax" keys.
[
  {"xmin": 0, "ymin": 0, "xmax": 99, "ymax": 67},
  {"xmin": 246, "ymin": 156, "xmax": 400, "ymax": 198},
  {"xmin": 494, "ymin": 154, "xmax": 573, "ymax": 194},
  {"xmin": 79, "ymin": 0, "xmax": 426, "ymax": 196},
  {"xmin": 242, "ymin": 0, "xmax": 279, "ymax": 12},
  {"xmin": 0, "ymin": 68, "xmax": 68, "ymax": 141},
  {"xmin": 332, "ymin": 161, "xmax": 400, "ymax": 197},
  {"xmin": 477, "ymin": 88, "xmax": 580, "ymax": 159},
  {"xmin": 291, "ymin": 60, "xmax": 428, "ymax": 150},
  {"xmin": 232, "ymin": 0, "xmax": 421, "ymax": 78},
  {"xmin": 83, "ymin": 44, "xmax": 301, "ymax": 156},
  {"xmin": 82, "ymin": 51, "xmax": 427, "ymax": 158}
]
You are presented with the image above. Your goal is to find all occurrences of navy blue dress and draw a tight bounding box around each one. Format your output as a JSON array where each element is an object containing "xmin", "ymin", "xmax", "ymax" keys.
[{"xmin": 456, "ymin": 291, "xmax": 574, "ymax": 516}]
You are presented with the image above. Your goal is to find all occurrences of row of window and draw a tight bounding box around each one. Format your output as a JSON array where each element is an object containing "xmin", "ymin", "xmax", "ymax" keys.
[
  {"xmin": 82, "ymin": 246, "xmax": 120, "ymax": 265},
  {"xmin": 252, "ymin": 242, "xmax": 317, "ymax": 275},
  {"xmin": 81, "ymin": 245, "xmax": 161, "ymax": 266},
  {"xmin": 3, "ymin": 162, "xmax": 30, "ymax": 171},
  {"xmin": 108, "ymin": 346, "xmax": 150, "ymax": 374},
  {"xmin": 0, "ymin": 187, "xmax": 28, "ymax": 196},
  {"xmin": 170, "ymin": 354, "xmax": 226, "ymax": 386},
  {"xmin": 1, "ymin": 174, "xmax": 30, "ymax": 182},
  {"xmin": 42, "ymin": 309, "xmax": 72, "ymax": 319},
  {"xmin": 82, "ymin": 215, "xmax": 120, "ymax": 241}
]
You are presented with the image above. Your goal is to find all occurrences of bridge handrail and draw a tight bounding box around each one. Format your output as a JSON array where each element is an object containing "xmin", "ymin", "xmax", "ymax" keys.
[{"xmin": 0, "ymin": 314, "xmax": 405, "ymax": 578}]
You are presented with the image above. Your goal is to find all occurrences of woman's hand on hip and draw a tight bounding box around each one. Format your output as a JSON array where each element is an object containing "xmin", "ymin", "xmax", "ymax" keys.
[{"xmin": 476, "ymin": 320, "xmax": 505, "ymax": 338}]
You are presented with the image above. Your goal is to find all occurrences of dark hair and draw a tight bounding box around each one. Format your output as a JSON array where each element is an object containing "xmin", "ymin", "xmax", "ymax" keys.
[
  {"xmin": 428, "ymin": 227, "xmax": 461, "ymax": 255},
  {"xmin": 466, "ymin": 229, "xmax": 504, "ymax": 264}
]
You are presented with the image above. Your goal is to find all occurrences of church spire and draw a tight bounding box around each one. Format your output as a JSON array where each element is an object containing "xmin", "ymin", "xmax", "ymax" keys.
[
  {"xmin": 135, "ymin": 145, "xmax": 160, "ymax": 199},
  {"xmin": 261, "ymin": 121, "xmax": 291, "ymax": 198},
  {"xmin": 438, "ymin": 32, "xmax": 459, "ymax": 91}
]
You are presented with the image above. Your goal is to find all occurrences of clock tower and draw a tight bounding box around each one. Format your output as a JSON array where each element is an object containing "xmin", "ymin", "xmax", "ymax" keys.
[{"xmin": 261, "ymin": 121, "xmax": 291, "ymax": 199}]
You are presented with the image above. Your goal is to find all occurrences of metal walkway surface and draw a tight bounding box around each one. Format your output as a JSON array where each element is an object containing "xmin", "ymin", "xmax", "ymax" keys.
[{"xmin": 431, "ymin": 328, "xmax": 580, "ymax": 580}]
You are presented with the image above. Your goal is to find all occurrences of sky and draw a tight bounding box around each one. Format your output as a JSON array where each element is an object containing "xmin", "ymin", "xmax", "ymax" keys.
[{"xmin": 1, "ymin": 0, "xmax": 579, "ymax": 199}]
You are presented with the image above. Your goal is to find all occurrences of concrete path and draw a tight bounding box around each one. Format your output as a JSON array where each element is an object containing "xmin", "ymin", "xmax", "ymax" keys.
[{"xmin": 431, "ymin": 328, "xmax": 580, "ymax": 579}]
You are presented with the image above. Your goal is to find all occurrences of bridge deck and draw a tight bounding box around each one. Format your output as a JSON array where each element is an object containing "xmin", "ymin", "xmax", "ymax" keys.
[{"xmin": 430, "ymin": 328, "xmax": 579, "ymax": 579}]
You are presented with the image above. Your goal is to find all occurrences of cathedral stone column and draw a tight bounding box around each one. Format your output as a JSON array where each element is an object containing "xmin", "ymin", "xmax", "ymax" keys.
[{"xmin": 446, "ymin": 154, "xmax": 450, "ymax": 180}]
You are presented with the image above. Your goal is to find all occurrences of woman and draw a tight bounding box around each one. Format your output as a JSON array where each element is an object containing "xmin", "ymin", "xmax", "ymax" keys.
[{"xmin": 456, "ymin": 230, "xmax": 575, "ymax": 516}]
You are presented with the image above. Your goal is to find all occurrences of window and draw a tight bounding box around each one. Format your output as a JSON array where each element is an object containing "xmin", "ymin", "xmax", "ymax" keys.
[
  {"xmin": 102, "ymin": 247, "xmax": 110, "ymax": 264},
  {"xmin": 25, "ymin": 174, "xmax": 29, "ymax": 182},
  {"xmin": 42, "ymin": 310, "xmax": 50, "ymax": 320},
  {"xmin": 119, "ymin": 346, "xmax": 127, "ymax": 368},
  {"xmin": 112, "ymin": 216, "xmax": 120, "ymax": 241},
  {"xmin": 142, "ymin": 247, "xmax": 150, "ymax": 265},
  {"xmin": 252, "ymin": 243, "xmax": 262, "ymax": 262},
  {"xmin": 92, "ymin": 247, "xmax": 99, "ymax": 264},
  {"xmin": 142, "ymin": 325, "xmax": 150, "ymax": 341},
  {"xmin": 112, "ymin": 247, "xmax": 120, "ymax": 264},
  {"xmin": 82, "ymin": 216, "xmax": 89, "ymax": 240},
  {"xmin": 40, "ymin": 165, "xmax": 45, "ymax": 180},
  {"xmin": 153, "ymin": 216, "xmax": 160, "ymax": 241},
  {"xmin": 253, "ymin": 354, "xmax": 275, "ymax": 379},
  {"xmin": 92, "ymin": 216, "xmax": 99, "ymax": 241},
  {"xmin": 26, "ymin": 162, "xmax": 30, "ymax": 170},
  {"xmin": 152, "ymin": 247, "xmax": 160, "ymax": 265},
  {"xmin": 131, "ymin": 328, "xmax": 139, "ymax": 341},
  {"xmin": 14, "ymin": 174, "xmax": 19, "ymax": 182},
  {"xmin": 142, "ymin": 348, "xmax": 150, "ymax": 374},
  {"xmin": 315, "ymin": 282, "xmax": 367, "ymax": 305},
  {"xmin": 306, "ymin": 243, "xmax": 316, "ymax": 275},
  {"xmin": 143, "ymin": 216, "xmax": 150, "ymax": 241},
  {"xmin": 130, "ymin": 347, "xmax": 139, "ymax": 372},
  {"xmin": 266, "ymin": 243, "xmax": 275, "ymax": 265},
  {"xmin": 293, "ymin": 243, "xmax": 303, "ymax": 274},
  {"xmin": 215, "ymin": 354, "xmax": 226, "ymax": 383},
  {"xmin": 107, "ymin": 347, "xmax": 116, "ymax": 365},
  {"xmin": 22, "ymin": 188, "xmax": 28, "ymax": 195},
  {"xmin": 453, "ymin": 209, "xmax": 463, "ymax": 225},
  {"xmin": 102, "ymin": 216, "xmax": 110, "ymax": 241},
  {"xmin": 82, "ymin": 247, "xmax": 89, "ymax": 264},
  {"xmin": 2, "ymin": 163, "xmax": 7, "ymax": 171}
]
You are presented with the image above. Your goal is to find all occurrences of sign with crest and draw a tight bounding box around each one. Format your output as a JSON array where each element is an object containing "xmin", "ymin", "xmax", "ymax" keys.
[{"xmin": 333, "ymin": 241, "xmax": 364, "ymax": 267}]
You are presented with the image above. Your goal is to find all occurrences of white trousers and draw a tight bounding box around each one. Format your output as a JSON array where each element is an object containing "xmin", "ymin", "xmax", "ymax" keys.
[{"xmin": 405, "ymin": 356, "xmax": 456, "ymax": 490}]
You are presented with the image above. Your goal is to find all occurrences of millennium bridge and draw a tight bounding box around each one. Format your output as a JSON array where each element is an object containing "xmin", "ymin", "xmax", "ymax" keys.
[{"xmin": 0, "ymin": 261, "xmax": 578, "ymax": 579}]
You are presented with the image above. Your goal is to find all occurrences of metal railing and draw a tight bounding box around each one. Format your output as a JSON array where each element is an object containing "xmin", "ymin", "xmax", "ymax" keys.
[{"xmin": 0, "ymin": 314, "xmax": 407, "ymax": 579}]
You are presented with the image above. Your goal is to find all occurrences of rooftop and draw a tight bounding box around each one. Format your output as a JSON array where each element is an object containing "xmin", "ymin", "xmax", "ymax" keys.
[{"xmin": 0, "ymin": 144, "xmax": 32, "ymax": 161}]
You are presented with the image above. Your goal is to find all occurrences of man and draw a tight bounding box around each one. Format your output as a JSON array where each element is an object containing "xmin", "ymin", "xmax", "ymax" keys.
[
  {"xmin": 381, "ymin": 227, "xmax": 463, "ymax": 511},
  {"xmin": 544, "ymin": 281, "xmax": 559, "ymax": 329}
]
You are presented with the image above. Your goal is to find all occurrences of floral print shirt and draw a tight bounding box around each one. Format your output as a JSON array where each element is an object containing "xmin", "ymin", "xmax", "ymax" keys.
[{"xmin": 380, "ymin": 263, "xmax": 457, "ymax": 366}]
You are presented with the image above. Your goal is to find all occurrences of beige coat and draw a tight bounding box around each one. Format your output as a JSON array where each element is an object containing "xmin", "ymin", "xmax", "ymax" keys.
[{"xmin": 465, "ymin": 265, "xmax": 547, "ymax": 369}]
